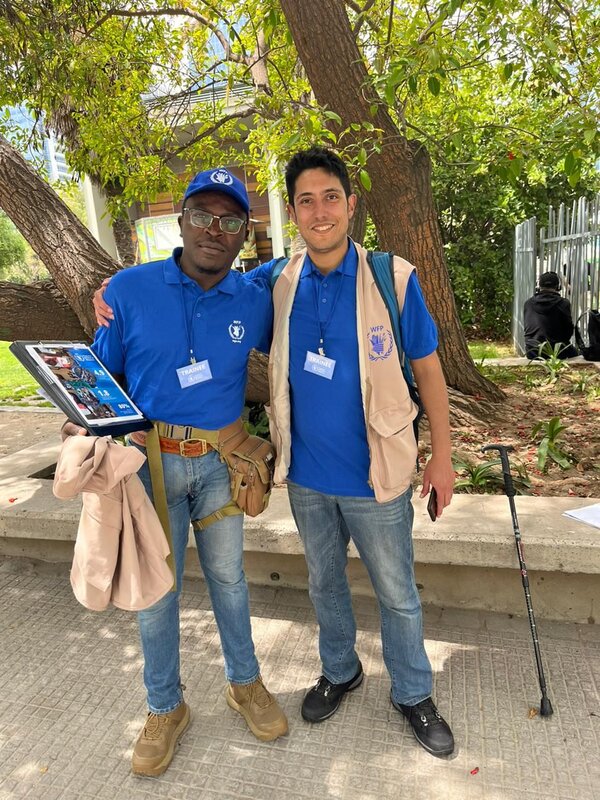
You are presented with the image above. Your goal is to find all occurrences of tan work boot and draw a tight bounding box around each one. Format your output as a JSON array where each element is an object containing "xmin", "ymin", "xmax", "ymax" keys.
[
  {"xmin": 225, "ymin": 677, "xmax": 288, "ymax": 741},
  {"xmin": 131, "ymin": 702, "xmax": 190, "ymax": 777}
]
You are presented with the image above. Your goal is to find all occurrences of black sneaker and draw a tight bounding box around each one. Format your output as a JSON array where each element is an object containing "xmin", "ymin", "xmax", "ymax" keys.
[
  {"xmin": 392, "ymin": 696, "xmax": 454, "ymax": 756},
  {"xmin": 301, "ymin": 663, "xmax": 363, "ymax": 722}
]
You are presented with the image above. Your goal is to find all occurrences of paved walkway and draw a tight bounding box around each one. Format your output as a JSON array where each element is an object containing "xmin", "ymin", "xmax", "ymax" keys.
[{"xmin": 0, "ymin": 558, "xmax": 598, "ymax": 800}]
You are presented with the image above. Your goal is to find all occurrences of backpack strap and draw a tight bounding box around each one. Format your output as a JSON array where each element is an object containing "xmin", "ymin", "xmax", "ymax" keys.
[
  {"xmin": 574, "ymin": 312, "xmax": 587, "ymax": 352},
  {"xmin": 366, "ymin": 250, "xmax": 424, "ymax": 452},
  {"xmin": 270, "ymin": 256, "xmax": 289, "ymax": 289},
  {"xmin": 366, "ymin": 251, "xmax": 416, "ymax": 389}
]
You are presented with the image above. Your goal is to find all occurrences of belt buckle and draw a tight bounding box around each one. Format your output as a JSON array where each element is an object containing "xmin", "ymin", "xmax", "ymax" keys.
[{"xmin": 179, "ymin": 437, "xmax": 208, "ymax": 457}]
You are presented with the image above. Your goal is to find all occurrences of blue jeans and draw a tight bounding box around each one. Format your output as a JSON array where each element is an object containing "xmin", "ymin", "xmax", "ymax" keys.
[
  {"xmin": 287, "ymin": 482, "xmax": 432, "ymax": 706},
  {"xmin": 135, "ymin": 447, "xmax": 259, "ymax": 714}
]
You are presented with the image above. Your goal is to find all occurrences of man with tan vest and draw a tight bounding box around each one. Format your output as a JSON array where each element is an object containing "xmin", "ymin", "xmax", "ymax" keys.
[{"xmin": 257, "ymin": 147, "xmax": 455, "ymax": 756}]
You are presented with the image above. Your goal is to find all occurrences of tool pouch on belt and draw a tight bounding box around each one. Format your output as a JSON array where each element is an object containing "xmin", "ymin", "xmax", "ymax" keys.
[{"xmin": 218, "ymin": 427, "xmax": 275, "ymax": 517}]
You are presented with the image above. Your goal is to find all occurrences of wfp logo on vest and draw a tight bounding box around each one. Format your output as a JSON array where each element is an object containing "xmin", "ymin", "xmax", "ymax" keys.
[
  {"xmin": 229, "ymin": 321, "xmax": 245, "ymax": 343},
  {"xmin": 210, "ymin": 169, "xmax": 234, "ymax": 186},
  {"xmin": 367, "ymin": 325, "xmax": 393, "ymax": 361}
]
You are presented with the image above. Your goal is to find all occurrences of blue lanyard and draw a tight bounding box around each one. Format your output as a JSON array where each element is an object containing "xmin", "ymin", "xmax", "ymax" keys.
[
  {"xmin": 311, "ymin": 267, "xmax": 345, "ymax": 357},
  {"xmin": 178, "ymin": 276, "xmax": 201, "ymax": 365}
]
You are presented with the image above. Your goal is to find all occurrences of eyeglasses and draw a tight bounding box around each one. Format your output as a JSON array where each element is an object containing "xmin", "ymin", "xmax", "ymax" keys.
[{"xmin": 182, "ymin": 208, "xmax": 246, "ymax": 234}]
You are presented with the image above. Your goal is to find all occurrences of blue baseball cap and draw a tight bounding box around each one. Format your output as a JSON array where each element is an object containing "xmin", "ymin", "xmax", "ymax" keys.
[{"xmin": 183, "ymin": 168, "xmax": 250, "ymax": 215}]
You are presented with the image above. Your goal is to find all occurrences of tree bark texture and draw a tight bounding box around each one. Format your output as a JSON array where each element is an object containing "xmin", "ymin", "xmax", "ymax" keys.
[
  {"xmin": 104, "ymin": 182, "xmax": 138, "ymax": 266},
  {"xmin": 349, "ymin": 193, "xmax": 367, "ymax": 245},
  {"xmin": 0, "ymin": 281, "xmax": 86, "ymax": 341},
  {"xmin": 279, "ymin": 0, "xmax": 503, "ymax": 401},
  {"xmin": 0, "ymin": 135, "xmax": 118, "ymax": 336}
]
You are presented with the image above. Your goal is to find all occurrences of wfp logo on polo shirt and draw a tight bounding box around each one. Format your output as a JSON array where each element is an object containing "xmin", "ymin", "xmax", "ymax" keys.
[
  {"xmin": 211, "ymin": 169, "xmax": 234, "ymax": 186},
  {"xmin": 367, "ymin": 325, "xmax": 393, "ymax": 361},
  {"xmin": 229, "ymin": 321, "xmax": 245, "ymax": 343}
]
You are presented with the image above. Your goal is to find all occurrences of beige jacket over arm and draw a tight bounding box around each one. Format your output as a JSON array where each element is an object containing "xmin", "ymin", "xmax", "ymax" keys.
[{"xmin": 53, "ymin": 436, "xmax": 174, "ymax": 611}]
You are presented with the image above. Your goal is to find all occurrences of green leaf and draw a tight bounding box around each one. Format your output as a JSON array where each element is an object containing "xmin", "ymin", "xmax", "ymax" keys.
[
  {"xmin": 407, "ymin": 74, "xmax": 418, "ymax": 94},
  {"xmin": 359, "ymin": 169, "xmax": 372, "ymax": 192},
  {"xmin": 428, "ymin": 75, "xmax": 441, "ymax": 97},
  {"xmin": 323, "ymin": 110, "xmax": 342, "ymax": 125},
  {"xmin": 508, "ymin": 156, "xmax": 522, "ymax": 178},
  {"xmin": 564, "ymin": 151, "xmax": 576, "ymax": 174},
  {"xmin": 583, "ymin": 129, "xmax": 596, "ymax": 144},
  {"xmin": 384, "ymin": 83, "xmax": 397, "ymax": 106},
  {"xmin": 284, "ymin": 131, "xmax": 301, "ymax": 150},
  {"xmin": 427, "ymin": 47, "xmax": 441, "ymax": 70},
  {"xmin": 357, "ymin": 147, "xmax": 367, "ymax": 166},
  {"xmin": 537, "ymin": 438, "xmax": 549, "ymax": 471}
]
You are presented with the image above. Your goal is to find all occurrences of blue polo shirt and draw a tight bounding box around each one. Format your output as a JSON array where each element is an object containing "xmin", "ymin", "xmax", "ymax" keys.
[
  {"xmin": 251, "ymin": 243, "xmax": 437, "ymax": 496},
  {"xmin": 92, "ymin": 248, "xmax": 272, "ymax": 429}
]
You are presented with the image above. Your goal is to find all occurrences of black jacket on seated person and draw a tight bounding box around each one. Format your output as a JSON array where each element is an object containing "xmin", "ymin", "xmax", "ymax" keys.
[{"xmin": 524, "ymin": 289, "xmax": 577, "ymax": 359}]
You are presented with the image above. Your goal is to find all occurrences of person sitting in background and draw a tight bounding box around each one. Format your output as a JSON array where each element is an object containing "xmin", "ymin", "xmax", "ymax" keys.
[{"xmin": 523, "ymin": 271, "xmax": 577, "ymax": 359}]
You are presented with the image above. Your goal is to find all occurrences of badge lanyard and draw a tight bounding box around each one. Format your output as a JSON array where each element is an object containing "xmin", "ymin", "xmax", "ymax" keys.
[
  {"xmin": 312, "ymin": 269, "xmax": 345, "ymax": 357},
  {"xmin": 178, "ymin": 278, "xmax": 200, "ymax": 365}
]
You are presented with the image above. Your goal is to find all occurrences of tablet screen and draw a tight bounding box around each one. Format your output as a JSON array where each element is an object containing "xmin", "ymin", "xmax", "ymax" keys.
[{"xmin": 25, "ymin": 343, "xmax": 146, "ymax": 427}]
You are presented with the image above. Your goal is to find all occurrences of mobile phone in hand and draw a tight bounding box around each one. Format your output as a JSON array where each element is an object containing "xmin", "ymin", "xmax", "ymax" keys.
[{"xmin": 427, "ymin": 488, "xmax": 437, "ymax": 522}]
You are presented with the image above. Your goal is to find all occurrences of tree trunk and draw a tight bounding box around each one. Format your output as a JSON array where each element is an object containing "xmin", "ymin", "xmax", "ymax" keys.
[
  {"xmin": 0, "ymin": 135, "xmax": 118, "ymax": 336},
  {"xmin": 279, "ymin": 0, "xmax": 503, "ymax": 402},
  {"xmin": 105, "ymin": 181, "xmax": 138, "ymax": 265},
  {"xmin": 349, "ymin": 194, "xmax": 367, "ymax": 245},
  {"xmin": 0, "ymin": 281, "xmax": 86, "ymax": 341}
]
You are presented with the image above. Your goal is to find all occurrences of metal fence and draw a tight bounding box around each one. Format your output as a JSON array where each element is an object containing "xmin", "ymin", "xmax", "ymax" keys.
[{"xmin": 513, "ymin": 194, "xmax": 600, "ymax": 355}]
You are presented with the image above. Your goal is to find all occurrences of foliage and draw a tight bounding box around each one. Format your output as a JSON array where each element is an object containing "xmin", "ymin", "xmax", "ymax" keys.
[
  {"xmin": 0, "ymin": 1, "xmax": 597, "ymax": 209},
  {"xmin": 0, "ymin": 179, "xmax": 85, "ymax": 283},
  {"xmin": 528, "ymin": 342, "xmax": 572, "ymax": 382},
  {"xmin": 531, "ymin": 416, "xmax": 572, "ymax": 472},
  {"xmin": 0, "ymin": 212, "xmax": 27, "ymax": 279},
  {"xmin": 453, "ymin": 454, "xmax": 530, "ymax": 494},
  {"xmin": 475, "ymin": 362, "xmax": 519, "ymax": 385},
  {"xmin": 243, "ymin": 401, "xmax": 270, "ymax": 439},
  {"xmin": 0, "ymin": 0, "xmax": 599, "ymax": 341},
  {"xmin": 468, "ymin": 341, "xmax": 513, "ymax": 360}
]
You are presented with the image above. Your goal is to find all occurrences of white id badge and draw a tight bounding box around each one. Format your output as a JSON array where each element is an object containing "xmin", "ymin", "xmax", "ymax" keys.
[
  {"xmin": 176, "ymin": 360, "xmax": 212, "ymax": 388},
  {"xmin": 304, "ymin": 350, "xmax": 336, "ymax": 380}
]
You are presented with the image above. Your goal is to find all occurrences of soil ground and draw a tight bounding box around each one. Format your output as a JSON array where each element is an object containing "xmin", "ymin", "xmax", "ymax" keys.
[{"xmin": 426, "ymin": 362, "xmax": 600, "ymax": 497}]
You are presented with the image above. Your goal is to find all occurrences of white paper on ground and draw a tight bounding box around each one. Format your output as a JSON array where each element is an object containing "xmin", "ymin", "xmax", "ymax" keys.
[{"xmin": 562, "ymin": 503, "xmax": 600, "ymax": 530}]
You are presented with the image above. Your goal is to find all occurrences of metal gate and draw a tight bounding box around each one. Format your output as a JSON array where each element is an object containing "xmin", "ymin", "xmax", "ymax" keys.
[{"xmin": 513, "ymin": 194, "xmax": 600, "ymax": 355}]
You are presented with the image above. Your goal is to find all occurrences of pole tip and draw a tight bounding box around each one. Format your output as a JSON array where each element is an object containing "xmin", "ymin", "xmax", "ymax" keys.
[{"xmin": 540, "ymin": 696, "xmax": 554, "ymax": 717}]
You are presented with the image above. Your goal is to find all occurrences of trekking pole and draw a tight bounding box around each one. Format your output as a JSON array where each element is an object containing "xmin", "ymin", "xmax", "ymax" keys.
[{"xmin": 481, "ymin": 444, "xmax": 554, "ymax": 717}]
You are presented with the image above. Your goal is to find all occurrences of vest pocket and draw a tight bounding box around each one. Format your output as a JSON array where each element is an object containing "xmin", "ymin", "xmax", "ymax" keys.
[{"xmin": 368, "ymin": 406, "xmax": 417, "ymax": 489}]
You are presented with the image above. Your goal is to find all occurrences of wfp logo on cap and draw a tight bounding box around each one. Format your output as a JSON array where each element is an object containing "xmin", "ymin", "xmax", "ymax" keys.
[{"xmin": 210, "ymin": 169, "xmax": 234, "ymax": 186}]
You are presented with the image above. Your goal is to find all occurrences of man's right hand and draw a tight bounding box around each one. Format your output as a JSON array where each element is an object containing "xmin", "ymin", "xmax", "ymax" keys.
[
  {"xmin": 93, "ymin": 277, "xmax": 114, "ymax": 327},
  {"xmin": 61, "ymin": 421, "xmax": 88, "ymax": 441}
]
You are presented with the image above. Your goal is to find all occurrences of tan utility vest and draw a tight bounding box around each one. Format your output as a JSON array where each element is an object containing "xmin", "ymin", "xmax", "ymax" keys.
[{"xmin": 268, "ymin": 240, "xmax": 419, "ymax": 503}]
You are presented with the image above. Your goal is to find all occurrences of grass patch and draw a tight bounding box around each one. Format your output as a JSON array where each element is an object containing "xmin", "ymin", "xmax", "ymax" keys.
[
  {"xmin": 0, "ymin": 341, "xmax": 39, "ymax": 403},
  {"xmin": 468, "ymin": 340, "xmax": 514, "ymax": 360}
]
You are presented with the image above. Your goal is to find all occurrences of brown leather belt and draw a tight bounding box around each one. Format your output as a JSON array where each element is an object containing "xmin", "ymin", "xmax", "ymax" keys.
[
  {"xmin": 130, "ymin": 419, "xmax": 244, "ymax": 458},
  {"xmin": 158, "ymin": 436, "xmax": 216, "ymax": 457}
]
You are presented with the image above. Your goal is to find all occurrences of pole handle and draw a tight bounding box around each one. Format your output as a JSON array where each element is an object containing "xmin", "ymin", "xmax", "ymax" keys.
[{"xmin": 481, "ymin": 444, "xmax": 516, "ymax": 497}]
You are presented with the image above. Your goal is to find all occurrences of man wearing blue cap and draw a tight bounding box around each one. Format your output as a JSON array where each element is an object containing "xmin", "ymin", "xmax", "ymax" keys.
[{"xmin": 73, "ymin": 167, "xmax": 288, "ymax": 776}]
